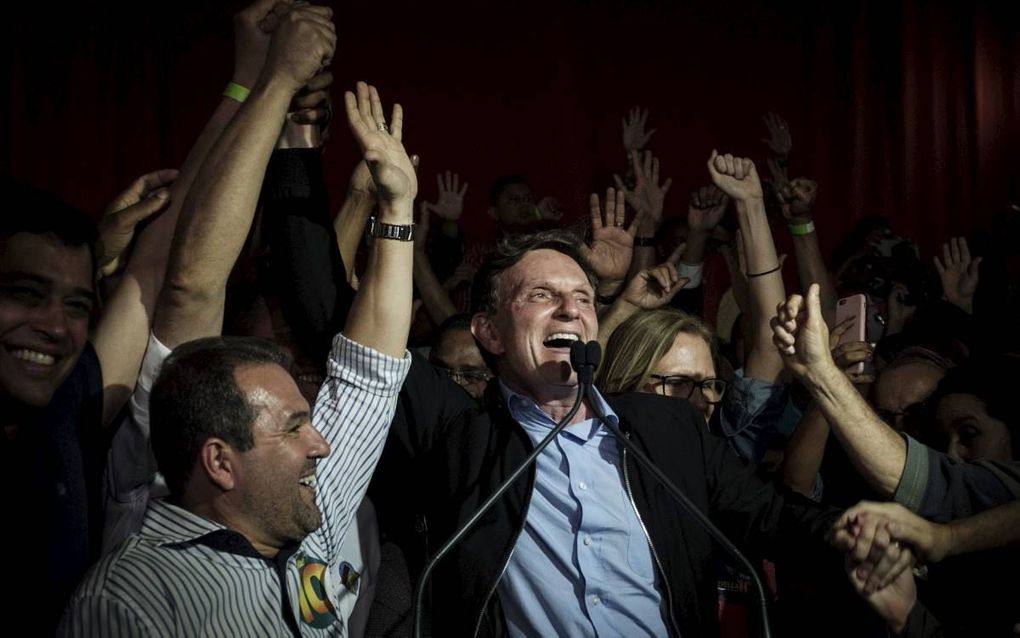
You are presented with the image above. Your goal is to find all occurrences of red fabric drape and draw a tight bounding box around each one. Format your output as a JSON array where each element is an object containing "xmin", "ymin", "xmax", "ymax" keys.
[{"xmin": 6, "ymin": 0, "xmax": 1018, "ymax": 263}]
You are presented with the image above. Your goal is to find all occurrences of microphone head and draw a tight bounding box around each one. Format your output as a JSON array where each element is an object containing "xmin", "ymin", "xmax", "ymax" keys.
[
  {"xmin": 569, "ymin": 340, "xmax": 587, "ymax": 373},
  {"xmin": 585, "ymin": 341, "xmax": 602, "ymax": 373}
]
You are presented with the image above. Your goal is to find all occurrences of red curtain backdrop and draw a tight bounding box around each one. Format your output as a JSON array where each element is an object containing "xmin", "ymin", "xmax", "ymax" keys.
[{"xmin": 5, "ymin": 0, "xmax": 1018, "ymax": 262}]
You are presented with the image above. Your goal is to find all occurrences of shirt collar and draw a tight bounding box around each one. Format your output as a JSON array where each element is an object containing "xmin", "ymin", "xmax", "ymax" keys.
[
  {"xmin": 498, "ymin": 379, "xmax": 619, "ymax": 441},
  {"xmin": 140, "ymin": 499, "xmax": 232, "ymax": 547}
]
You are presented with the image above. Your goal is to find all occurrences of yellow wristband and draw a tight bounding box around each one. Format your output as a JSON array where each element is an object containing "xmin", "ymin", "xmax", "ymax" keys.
[{"xmin": 222, "ymin": 81, "xmax": 250, "ymax": 103}]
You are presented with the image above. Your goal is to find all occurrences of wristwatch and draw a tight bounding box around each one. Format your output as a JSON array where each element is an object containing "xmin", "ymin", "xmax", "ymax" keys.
[{"xmin": 366, "ymin": 216, "xmax": 415, "ymax": 242}]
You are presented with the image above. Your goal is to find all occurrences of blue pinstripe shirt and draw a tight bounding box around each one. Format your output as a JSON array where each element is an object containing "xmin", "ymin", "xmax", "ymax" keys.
[{"xmin": 59, "ymin": 335, "xmax": 410, "ymax": 637}]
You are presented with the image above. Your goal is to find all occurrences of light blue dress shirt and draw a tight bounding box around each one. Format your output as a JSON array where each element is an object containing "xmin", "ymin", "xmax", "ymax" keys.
[{"xmin": 497, "ymin": 382, "xmax": 669, "ymax": 637}]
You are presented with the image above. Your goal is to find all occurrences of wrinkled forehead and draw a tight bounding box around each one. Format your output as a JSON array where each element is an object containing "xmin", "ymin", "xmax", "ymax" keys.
[{"xmin": 498, "ymin": 249, "xmax": 594, "ymax": 300}]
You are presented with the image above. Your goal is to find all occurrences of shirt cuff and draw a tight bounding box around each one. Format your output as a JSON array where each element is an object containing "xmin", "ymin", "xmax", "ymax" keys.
[
  {"xmin": 677, "ymin": 261, "xmax": 704, "ymax": 289},
  {"xmin": 893, "ymin": 434, "xmax": 929, "ymax": 512},
  {"xmin": 330, "ymin": 333, "xmax": 412, "ymax": 397}
]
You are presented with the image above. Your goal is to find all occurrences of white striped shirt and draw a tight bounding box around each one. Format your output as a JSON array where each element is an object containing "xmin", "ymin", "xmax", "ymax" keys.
[{"xmin": 59, "ymin": 335, "xmax": 410, "ymax": 637}]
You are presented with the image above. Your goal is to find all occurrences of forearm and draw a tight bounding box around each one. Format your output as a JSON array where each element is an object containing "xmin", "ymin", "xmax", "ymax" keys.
[
  {"xmin": 680, "ymin": 229, "xmax": 710, "ymax": 266},
  {"xmin": 344, "ymin": 202, "xmax": 414, "ymax": 357},
  {"xmin": 803, "ymin": 364, "xmax": 906, "ymax": 496},
  {"xmin": 792, "ymin": 230, "xmax": 837, "ymax": 326},
  {"xmin": 413, "ymin": 249, "xmax": 457, "ymax": 325},
  {"xmin": 945, "ymin": 500, "xmax": 1020, "ymax": 558},
  {"xmin": 780, "ymin": 403, "xmax": 830, "ymax": 497},
  {"xmin": 93, "ymin": 93, "xmax": 246, "ymax": 425},
  {"xmin": 737, "ymin": 199, "xmax": 786, "ymax": 381},
  {"xmin": 157, "ymin": 77, "xmax": 293, "ymax": 346},
  {"xmin": 335, "ymin": 189, "xmax": 374, "ymax": 283},
  {"xmin": 597, "ymin": 297, "xmax": 639, "ymax": 350}
]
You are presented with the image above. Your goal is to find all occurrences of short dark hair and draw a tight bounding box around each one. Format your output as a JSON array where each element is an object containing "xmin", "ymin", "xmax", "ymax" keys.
[
  {"xmin": 150, "ymin": 336, "xmax": 291, "ymax": 498},
  {"xmin": 488, "ymin": 174, "xmax": 529, "ymax": 207},
  {"xmin": 470, "ymin": 229, "xmax": 599, "ymax": 316},
  {"xmin": 0, "ymin": 176, "xmax": 98, "ymax": 277},
  {"xmin": 469, "ymin": 230, "xmax": 598, "ymax": 372}
]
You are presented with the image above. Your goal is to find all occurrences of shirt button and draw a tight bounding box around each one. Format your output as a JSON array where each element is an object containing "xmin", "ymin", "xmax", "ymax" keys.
[
  {"xmin": 591, "ymin": 595, "xmax": 601, "ymax": 606},
  {"xmin": 583, "ymin": 536, "xmax": 592, "ymax": 546},
  {"xmin": 578, "ymin": 481, "xmax": 588, "ymax": 490}
]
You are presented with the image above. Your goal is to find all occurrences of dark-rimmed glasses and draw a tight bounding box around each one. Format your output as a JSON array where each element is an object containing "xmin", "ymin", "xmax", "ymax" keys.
[{"xmin": 648, "ymin": 375, "xmax": 727, "ymax": 403}]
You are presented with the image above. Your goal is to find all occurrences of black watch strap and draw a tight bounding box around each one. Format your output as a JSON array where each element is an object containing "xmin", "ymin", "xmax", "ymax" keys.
[{"xmin": 366, "ymin": 216, "xmax": 415, "ymax": 242}]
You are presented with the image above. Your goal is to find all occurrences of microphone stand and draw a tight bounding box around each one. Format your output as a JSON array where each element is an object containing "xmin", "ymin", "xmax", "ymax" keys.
[
  {"xmin": 412, "ymin": 342, "xmax": 597, "ymax": 638},
  {"xmin": 588, "ymin": 402, "xmax": 773, "ymax": 638}
]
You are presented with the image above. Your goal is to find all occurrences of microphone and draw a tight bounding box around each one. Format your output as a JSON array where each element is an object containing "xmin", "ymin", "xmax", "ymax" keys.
[
  {"xmin": 412, "ymin": 340, "xmax": 595, "ymax": 638},
  {"xmin": 578, "ymin": 346, "xmax": 773, "ymax": 638}
]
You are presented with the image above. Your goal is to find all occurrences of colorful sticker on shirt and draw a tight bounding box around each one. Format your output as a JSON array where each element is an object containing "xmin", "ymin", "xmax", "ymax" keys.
[
  {"xmin": 337, "ymin": 561, "xmax": 361, "ymax": 595},
  {"xmin": 296, "ymin": 554, "xmax": 338, "ymax": 628}
]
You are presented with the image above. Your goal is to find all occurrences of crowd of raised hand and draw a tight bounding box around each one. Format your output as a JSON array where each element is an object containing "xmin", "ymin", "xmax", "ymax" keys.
[{"xmin": 4, "ymin": 2, "xmax": 1018, "ymax": 636}]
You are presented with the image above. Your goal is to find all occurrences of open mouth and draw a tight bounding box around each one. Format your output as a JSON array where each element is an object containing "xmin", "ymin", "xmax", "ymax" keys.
[
  {"xmin": 7, "ymin": 347, "xmax": 57, "ymax": 367},
  {"xmin": 298, "ymin": 474, "xmax": 317, "ymax": 491},
  {"xmin": 543, "ymin": 333, "xmax": 580, "ymax": 349}
]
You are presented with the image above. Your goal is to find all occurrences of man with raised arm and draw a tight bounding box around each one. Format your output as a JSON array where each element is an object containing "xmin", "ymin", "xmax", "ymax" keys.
[
  {"xmin": 358, "ymin": 151, "xmax": 899, "ymax": 637},
  {"xmin": 59, "ymin": 12, "xmax": 417, "ymax": 636}
]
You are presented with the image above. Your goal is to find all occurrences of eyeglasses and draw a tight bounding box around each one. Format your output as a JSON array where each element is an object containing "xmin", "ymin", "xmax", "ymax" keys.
[
  {"xmin": 648, "ymin": 375, "xmax": 727, "ymax": 403},
  {"xmin": 437, "ymin": 366, "xmax": 493, "ymax": 385}
]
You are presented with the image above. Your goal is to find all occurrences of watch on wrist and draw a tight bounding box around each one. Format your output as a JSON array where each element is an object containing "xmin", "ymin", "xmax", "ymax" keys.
[{"xmin": 366, "ymin": 216, "xmax": 415, "ymax": 242}]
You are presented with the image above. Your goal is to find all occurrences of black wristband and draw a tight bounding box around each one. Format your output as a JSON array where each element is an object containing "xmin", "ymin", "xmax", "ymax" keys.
[{"xmin": 746, "ymin": 263, "xmax": 782, "ymax": 278}]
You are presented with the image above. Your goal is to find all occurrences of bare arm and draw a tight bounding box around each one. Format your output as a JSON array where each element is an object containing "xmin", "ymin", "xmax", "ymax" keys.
[
  {"xmin": 334, "ymin": 161, "xmax": 376, "ymax": 283},
  {"xmin": 614, "ymin": 150, "xmax": 671, "ymax": 276},
  {"xmin": 155, "ymin": 5, "xmax": 336, "ymax": 349},
  {"xmin": 773, "ymin": 284, "xmax": 907, "ymax": 496},
  {"xmin": 412, "ymin": 204, "xmax": 457, "ymax": 325},
  {"xmin": 90, "ymin": 0, "xmax": 289, "ymax": 425},
  {"xmin": 777, "ymin": 177, "xmax": 837, "ymax": 326},
  {"xmin": 708, "ymin": 151, "xmax": 785, "ymax": 383},
  {"xmin": 341, "ymin": 83, "xmax": 417, "ymax": 357}
]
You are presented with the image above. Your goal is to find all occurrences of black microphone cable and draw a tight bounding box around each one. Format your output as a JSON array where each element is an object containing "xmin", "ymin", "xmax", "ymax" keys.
[{"xmin": 412, "ymin": 341, "xmax": 600, "ymax": 638}]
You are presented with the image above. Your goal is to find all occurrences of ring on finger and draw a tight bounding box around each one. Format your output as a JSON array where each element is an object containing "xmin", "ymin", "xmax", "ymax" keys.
[{"xmin": 376, "ymin": 121, "xmax": 389, "ymax": 133}]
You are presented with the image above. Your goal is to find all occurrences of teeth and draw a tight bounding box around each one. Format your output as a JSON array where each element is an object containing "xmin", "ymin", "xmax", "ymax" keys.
[
  {"xmin": 11, "ymin": 349, "xmax": 55, "ymax": 366},
  {"xmin": 543, "ymin": 333, "xmax": 580, "ymax": 345},
  {"xmin": 298, "ymin": 475, "xmax": 317, "ymax": 488}
]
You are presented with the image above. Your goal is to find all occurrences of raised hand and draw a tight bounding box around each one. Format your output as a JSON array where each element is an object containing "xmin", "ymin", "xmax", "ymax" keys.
[
  {"xmin": 289, "ymin": 70, "xmax": 334, "ymax": 126},
  {"xmin": 97, "ymin": 169, "xmax": 179, "ymax": 277},
  {"xmin": 828, "ymin": 318, "xmax": 875, "ymax": 385},
  {"xmin": 583, "ymin": 187, "xmax": 642, "ymax": 288},
  {"xmin": 622, "ymin": 106, "xmax": 656, "ymax": 153},
  {"xmin": 232, "ymin": 0, "xmax": 292, "ymax": 87},
  {"xmin": 761, "ymin": 111, "xmax": 792, "ymax": 157},
  {"xmin": 707, "ymin": 150, "xmax": 763, "ymax": 202},
  {"xmin": 934, "ymin": 236, "xmax": 982, "ymax": 314},
  {"xmin": 614, "ymin": 150, "xmax": 672, "ymax": 229},
  {"xmin": 687, "ymin": 185, "xmax": 728, "ymax": 233},
  {"xmin": 344, "ymin": 82, "xmax": 417, "ymax": 209},
  {"xmin": 423, "ymin": 171, "xmax": 468, "ymax": 221},
  {"xmin": 776, "ymin": 177, "xmax": 818, "ymax": 223},
  {"xmin": 619, "ymin": 244, "xmax": 689, "ymax": 310},
  {"xmin": 771, "ymin": 284, "xmax": 835, "ymax": 379},
  {"xmin": 263, "ymin": 4, "xmax": 336, "ymax": 94}
]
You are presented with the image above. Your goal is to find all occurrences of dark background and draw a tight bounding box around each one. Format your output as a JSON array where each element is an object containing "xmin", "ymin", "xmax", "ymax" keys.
[{"xmin": 4, "ymin": 0, "xmax": 1018, "ymax": 259}]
